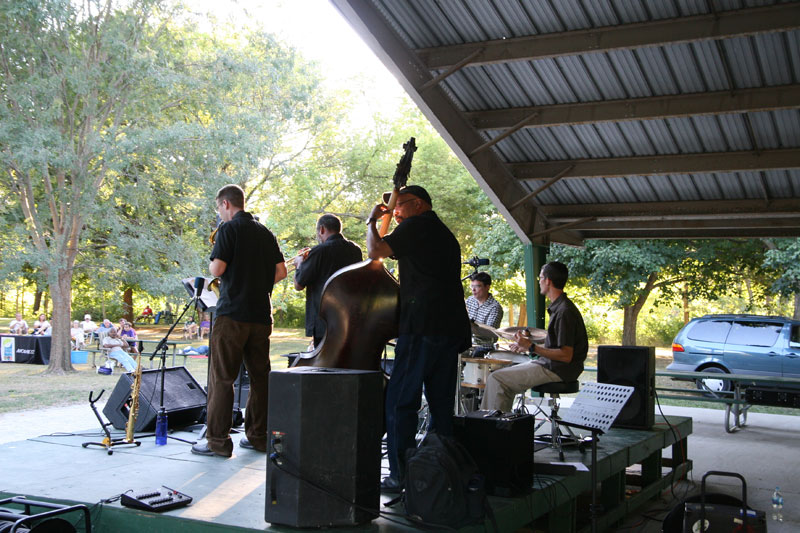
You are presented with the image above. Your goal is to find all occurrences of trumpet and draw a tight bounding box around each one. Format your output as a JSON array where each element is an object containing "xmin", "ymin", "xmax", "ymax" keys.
[{"xmin": 286, "ymin": 248, "xmax": 312, "ymax": 274}]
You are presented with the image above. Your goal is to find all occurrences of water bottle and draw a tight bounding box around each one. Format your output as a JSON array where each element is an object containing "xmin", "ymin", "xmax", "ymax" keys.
[
  {"xmin": 155, "ymin": 410, "xmax": 168, "ymax": 446},
  {"xmin": 771, "ymin": 486, "xmax": 784, "ymax": 522}
]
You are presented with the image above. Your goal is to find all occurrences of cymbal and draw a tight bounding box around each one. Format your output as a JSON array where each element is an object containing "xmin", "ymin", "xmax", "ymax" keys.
[{"xmin": 471, "ymin": 321, "xmax": 546, "ymax": 342}]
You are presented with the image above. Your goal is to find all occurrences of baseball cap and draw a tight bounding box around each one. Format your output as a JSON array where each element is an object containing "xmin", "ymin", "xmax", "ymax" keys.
[
  {"xmin": 382, "ymin": 185, "xmax": 432, "ymax": 206},
  {"xmin": 84, "ymin": 314, "xmax": 91, "ymax": 320}
]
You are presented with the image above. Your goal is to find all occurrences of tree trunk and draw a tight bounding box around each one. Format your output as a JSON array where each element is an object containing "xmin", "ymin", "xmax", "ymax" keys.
[
  {"xmin": 621, "ymin": 272, "xmax": 659, "ymax": 345},
  {"xmin": 33, "ymin": 290, "xmax": 42, "ymax": 314},
  {"xmin": 508, "ymin": 304, "xmax": 515, "ymax": 329},
  {"xmin": 517, "ymin": 303, "xmax": 527, "ymax": 327},
  {"xmin": 794, "ymin": 293, "xmax": 800, "ymax": 320},
  {"xmin": 683, "ymin": 282, "xmax": 690, "ymax": 324},
  {"xmin": 45, "ymin": 267, "xmax": 75, "ymax": 374},
  {"xmin": 123, "ymin": 288, "xmax": 133, "ymax": 323}
]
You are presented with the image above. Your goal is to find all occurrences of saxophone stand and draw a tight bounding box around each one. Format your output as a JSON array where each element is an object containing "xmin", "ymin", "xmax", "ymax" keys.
[{"xmin": 81, "ymin": 389, "xmax": 141, "ymax": 455}]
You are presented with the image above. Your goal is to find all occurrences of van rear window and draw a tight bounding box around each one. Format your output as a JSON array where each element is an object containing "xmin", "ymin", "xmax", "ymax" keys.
[
  {"xmin": 687, "ymin": 320, "xmax": 731, "ymax": 342},
  {"xmin": 726, "ymin": 322, "xmax": 782, "ymax": 347}
]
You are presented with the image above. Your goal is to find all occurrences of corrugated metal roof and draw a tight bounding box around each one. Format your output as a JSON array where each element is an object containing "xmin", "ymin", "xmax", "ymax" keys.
[{"xmin": 334, "ymin": 0, "xmax": 800, "ymax": 243}]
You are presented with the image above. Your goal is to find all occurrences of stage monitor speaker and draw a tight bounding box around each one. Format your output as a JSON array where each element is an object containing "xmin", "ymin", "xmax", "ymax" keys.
[
  {"xmin": 453, "ymin": 411, "xmax": 534, "ymax": 496},
  {"xmin": 597, "ymin": 345, "xmax": 655, "ymax": 430},
  {"xmin": 265, "ymin": 367, "xmax": 383, "ymax": 528},
  {"xmin": 103, "ymin": 367, "xmax": 207, "ymax": 432}
]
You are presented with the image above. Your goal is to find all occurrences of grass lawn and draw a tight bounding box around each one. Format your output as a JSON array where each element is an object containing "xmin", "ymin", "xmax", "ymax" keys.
[
  {"xmin": 1, "ymin": 319, "xmax": 796, "ymax": 417},
  {"xmin": 0, "ymin": 326, "xmax": 310, "ymax": 414}
]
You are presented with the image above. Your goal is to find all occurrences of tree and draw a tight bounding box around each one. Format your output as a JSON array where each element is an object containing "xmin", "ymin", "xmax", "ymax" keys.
[
  {"xmin": 551, "ymin": 239, "xmax": 770, "ymax": 344},
  {"xmin": 763, "ymin": 238, "xmax": 800, "ymax": 319},
  {"xmin": 0, "ymin": 0, "xmax": 328, "ymax": 372}
]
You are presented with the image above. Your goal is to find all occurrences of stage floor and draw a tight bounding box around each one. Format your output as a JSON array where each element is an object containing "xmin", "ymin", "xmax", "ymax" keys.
[{"xmin": 0, "ymin": 414, "xmax": 692, "ymax": 532}]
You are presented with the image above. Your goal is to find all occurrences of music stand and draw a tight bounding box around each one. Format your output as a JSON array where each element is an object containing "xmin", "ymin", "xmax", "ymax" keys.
[{"xmin": 558, "ymin": 382, "xmax": 635, "ymax": 533}]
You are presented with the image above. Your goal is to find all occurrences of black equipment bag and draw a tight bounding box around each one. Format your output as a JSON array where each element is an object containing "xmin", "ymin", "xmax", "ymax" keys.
[{"xmin": 404, "ymin": 433, "xmax": 486, "ymax": 528}]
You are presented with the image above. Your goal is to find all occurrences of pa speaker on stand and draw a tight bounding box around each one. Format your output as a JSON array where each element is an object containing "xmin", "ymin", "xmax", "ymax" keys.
[{"xmin": 597, "ymin": 345, "xmax": 655, "ymax": 430}]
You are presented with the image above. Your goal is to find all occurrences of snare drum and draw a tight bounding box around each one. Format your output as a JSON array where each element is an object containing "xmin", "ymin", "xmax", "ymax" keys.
[
  {"xmin": 487, "ymin": 350, "xmax": 531, "ymax": 365},
  {"xmin": 461, "ymin": 357, "xmax": 514, "ymax": 388}
]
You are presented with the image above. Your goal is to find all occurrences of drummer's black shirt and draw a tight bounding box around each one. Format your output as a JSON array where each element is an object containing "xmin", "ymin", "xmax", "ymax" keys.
[{"xmin": 537, "ymin": 293, "xmax": 588, "ymax": 381}]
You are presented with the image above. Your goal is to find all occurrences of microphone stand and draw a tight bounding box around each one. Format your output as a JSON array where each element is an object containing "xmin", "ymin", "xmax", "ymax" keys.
[{"xmin": 141, "ymin": 289, "xmax": 202, "ymax": 446}]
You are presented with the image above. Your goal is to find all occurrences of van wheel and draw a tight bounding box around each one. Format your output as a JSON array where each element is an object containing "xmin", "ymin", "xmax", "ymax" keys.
[{"xmin": 695, "ymin": 367, "xmax": 731, "ymax": 395}]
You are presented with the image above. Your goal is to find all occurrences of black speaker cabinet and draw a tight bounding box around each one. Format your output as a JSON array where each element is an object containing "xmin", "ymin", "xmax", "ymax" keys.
[
  {"xmin": 265, "ymin": 367, "xmax": 383, "ymax": 528},
  {"xmin": 453, "ymin": 410, "xmax": 534, "ymax": 496},
  {"xmin": 598, "ymin": 345, "xmax": 655, "ymax": 429},
  {"xmin": 103, "ymin": 367, "xmax": 207, "ymax": 432}
]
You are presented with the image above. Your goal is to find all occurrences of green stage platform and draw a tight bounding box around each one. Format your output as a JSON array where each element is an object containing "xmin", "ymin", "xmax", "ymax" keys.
[{"xmin": 0, "ymin": 415, "xmax": 691, "ymax": 532}]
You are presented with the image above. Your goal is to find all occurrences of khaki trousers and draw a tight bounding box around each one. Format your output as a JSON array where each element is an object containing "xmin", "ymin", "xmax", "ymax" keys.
[{"xmin": 481, "ymin": 361, "xmax": 561, "ymax": 412}]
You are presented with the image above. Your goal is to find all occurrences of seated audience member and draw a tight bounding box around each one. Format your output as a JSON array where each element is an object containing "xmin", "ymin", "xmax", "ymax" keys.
[
  {"xmin": 81, "ymin": 314, "xmax": 98, "ymax": 339},
  {"xmin": 119, "ymin": 320, "xmax": 137, "ymax": 340},
  {"xmin": 32, "ymin": 314, "xmax": 51, "ymax": 335},
  {"xmin": 9, "ymin": 313, "xmax": 29, "ymax": 335},
  {"xmin": 102, "ymin": 328, "xmax": 139, "ymax": 372},
  {"xmin": 199, "ymin": 315, "xmax": 210, "ymax": 339},
  {"xmin": 183, "ymin": 317, "xmax": 198, "ymax": 339},
  {"xmin": 466, "ymin": 271, "xmax": 504, "ymax": 347},
  {"xmin": 96, "ymin": 319, "xmax": 114, "ymax": 336},
  {"xmin": 137, "ymin": 305, "xmax": 154, "ymax": 322},
  {"xmin": 71, "ymin": 320, "xmax": 86, "ymax": 349}
]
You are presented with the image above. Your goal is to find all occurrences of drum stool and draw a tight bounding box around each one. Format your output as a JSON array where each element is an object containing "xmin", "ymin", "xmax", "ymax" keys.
[{"xmin": 532, "ymin": 381, "xmax": 585, "ymax": 460}]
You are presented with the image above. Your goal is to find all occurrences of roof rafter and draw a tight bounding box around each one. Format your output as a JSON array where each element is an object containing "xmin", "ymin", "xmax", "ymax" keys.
[
  {"xmin": 416, "ymin": 3, "xmax": 800, "ymax": 69},
  {"xmin": 538, "ymin": 198, "xmax": 800, "ymax": 218},
  {"xmin": 466, "ymin": 85, "xmax": 800, "ymax": 130},
  {"xmin": 510, "ymin": 149, "xmax": 800, "ymax": 180}
]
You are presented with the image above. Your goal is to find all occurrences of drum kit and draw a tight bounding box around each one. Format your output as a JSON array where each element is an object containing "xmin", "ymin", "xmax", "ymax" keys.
[{"xmin": 457, "ymin": 323, "xmax": 546, "ymax": 414}]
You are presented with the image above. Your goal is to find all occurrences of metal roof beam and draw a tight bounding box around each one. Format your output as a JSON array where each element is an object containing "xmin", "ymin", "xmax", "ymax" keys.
[
  {"xmin": 416, "ymin": 3, "xmax": 800, "ymax": 69},
  {"xmin": 563, "ymin": 217, "xmax": 800, "ymax": 231},
  {"xmin": 580, "ymin": 227, "xmax": 800, "ymax": 239},
  {"xmin": 466, "ymin": 85, "xmax": 800, "ymax": 130},
  {"xmin": 510, "ymin": 149, "xmax": 800, "ymax": 180},
  {"xmin": 539, "ymin": 198, "xmax": 800, "ymax": 218},
  {"xmin": 331, "ymin": 0, "xmax": 542, "ymax": 244}
]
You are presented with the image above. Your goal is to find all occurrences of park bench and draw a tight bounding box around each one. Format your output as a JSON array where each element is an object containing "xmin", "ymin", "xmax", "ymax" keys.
[{"xmin": 583, "ymin": 367, "xmax": 800, "ymax": 433}]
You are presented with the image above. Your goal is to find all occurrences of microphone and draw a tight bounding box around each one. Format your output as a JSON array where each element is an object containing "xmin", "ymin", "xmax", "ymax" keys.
[
  {"xmin": 463, "ymin": 257, "xmax": 490, "ymax": 268},
  {"xmin": 194, "ymin": 276, "xmax": 205, "ymax": 295}
]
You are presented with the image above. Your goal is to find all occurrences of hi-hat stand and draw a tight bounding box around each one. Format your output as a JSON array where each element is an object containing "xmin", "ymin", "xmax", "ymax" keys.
[{"xmin": 558, "ymin": 382, "xmax": 635, "ymax": 533}]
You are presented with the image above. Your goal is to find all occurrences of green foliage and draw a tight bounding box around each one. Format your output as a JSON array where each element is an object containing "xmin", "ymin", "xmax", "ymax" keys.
[{"xmin": 764, "ymin": 238, "xmax": 800, "ymax": 297}]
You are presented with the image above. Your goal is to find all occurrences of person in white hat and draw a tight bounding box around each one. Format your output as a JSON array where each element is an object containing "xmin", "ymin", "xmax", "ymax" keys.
[{"xmin": 81, "ymin": 314, "xmax": 98, "ymax": 341}]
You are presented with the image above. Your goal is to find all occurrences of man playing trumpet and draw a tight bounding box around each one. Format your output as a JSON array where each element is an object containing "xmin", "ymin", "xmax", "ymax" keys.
[{"xmin": 293, "ymin": 214, "xmax": 362, "ymax": 349}]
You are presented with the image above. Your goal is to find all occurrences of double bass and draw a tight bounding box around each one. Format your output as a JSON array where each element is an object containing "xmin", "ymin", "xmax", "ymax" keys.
[{"xmin": 292, "ymin": 138, "xmax": 417, "ymax": 371}]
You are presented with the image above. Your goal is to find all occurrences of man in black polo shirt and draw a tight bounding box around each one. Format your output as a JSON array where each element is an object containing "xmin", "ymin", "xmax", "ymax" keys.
[
  {"xmin": 293, "ymin": 214, "xmax": 363, "ymax": 348},
  {"xmin": 367, "ymin": 185, "xmax": 471, "ymax": 491},
  {"xmin": 192, "ymin": 184, "xmax": 287, "ymax": 458},
  {"xmin": 481, "ymin": 261, "xmax": 588, "ymax": 412}
]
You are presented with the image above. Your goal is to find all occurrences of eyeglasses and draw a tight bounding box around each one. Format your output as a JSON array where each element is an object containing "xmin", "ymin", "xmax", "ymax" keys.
[{"xmin": 395, "ymin": 198, "xmax": 417, "ymax": 207}]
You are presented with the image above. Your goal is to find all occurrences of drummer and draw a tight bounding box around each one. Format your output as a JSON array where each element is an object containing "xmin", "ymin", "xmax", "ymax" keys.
[
  {"xmin": 466, "ymin": 272, "xmax": 503, "ymax": 347},
  {"xmin": 481, "ymin": 261, "xmax": 588, "ymax": 413}
]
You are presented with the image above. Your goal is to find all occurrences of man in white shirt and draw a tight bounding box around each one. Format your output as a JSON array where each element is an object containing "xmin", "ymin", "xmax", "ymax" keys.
[
  {"xmin": 9, "ymin": 313, "xmax": 29, "ymax": 334},
  {"xmin": 81, "ymin": 314, "xmax": 98, "ymax": 341}
]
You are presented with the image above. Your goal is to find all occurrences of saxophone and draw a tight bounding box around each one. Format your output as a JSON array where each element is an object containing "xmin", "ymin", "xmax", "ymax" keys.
[{"xmin": 125, "ymin": 354, "xmax": 142, "ymax": 443}]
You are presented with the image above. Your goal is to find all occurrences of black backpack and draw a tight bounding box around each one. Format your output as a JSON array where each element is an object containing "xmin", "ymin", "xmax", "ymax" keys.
[{"xmin": 404, "ymin": 433, "xmax": 487, "ymax": 528}]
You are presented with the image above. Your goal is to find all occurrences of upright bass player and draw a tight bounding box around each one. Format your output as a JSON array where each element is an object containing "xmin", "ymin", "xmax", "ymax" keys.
[{"xmin": 366, "ymin": 183, "xmax": 471, "ymax": 493}]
